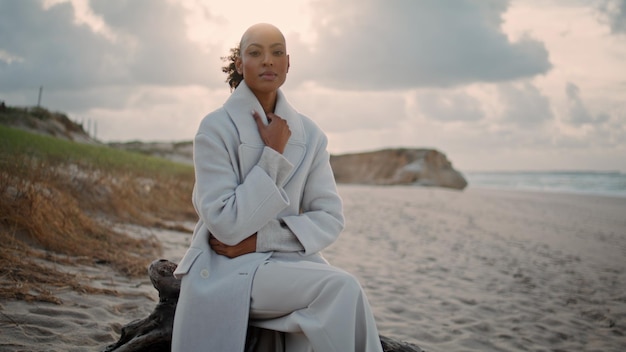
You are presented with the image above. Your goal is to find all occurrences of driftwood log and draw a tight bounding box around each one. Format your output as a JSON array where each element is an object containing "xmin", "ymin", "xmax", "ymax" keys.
[{"xmin": 104, "ymin": 259, "xmax": 424, "ymax": 352}]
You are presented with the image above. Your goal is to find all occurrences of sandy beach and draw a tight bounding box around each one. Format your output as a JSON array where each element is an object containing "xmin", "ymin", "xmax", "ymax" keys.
[{"xmin": 1, "ymin": 185, "xmax": 625, "ymax": 351}]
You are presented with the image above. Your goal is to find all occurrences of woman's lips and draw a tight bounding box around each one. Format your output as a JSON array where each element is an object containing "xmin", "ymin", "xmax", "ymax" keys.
[{"xmin": 260, "ymin": 72, "xmax": 277, "ymax": 80}]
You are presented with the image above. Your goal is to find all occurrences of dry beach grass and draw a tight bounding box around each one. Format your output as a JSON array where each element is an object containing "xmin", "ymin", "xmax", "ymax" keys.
[{"xmin": 0, "ymin": 125, "xmax": 196, "ymax": 303}]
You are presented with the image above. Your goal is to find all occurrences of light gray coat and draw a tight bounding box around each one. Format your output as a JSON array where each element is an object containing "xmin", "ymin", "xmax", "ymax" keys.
[{"xmin": 171, "ymin": 82, "xmax": 344, "ymax": 352}]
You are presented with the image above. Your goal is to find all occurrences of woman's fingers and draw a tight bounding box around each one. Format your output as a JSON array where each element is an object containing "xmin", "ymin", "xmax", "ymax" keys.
[
  {"xmin": 252, "ymin": 110, "xmax": 265, "ymax": 129},
  {"xmin": 251, "ymin": 110, "xmax": 291, "ymax": 154}
]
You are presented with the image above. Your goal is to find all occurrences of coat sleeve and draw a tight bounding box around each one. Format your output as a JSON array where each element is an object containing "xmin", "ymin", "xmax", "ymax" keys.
[
  {"xmin": 192, "ymin": 121, "xmax": 294, "ymax": 246},
  {"xmin": 273, "ymin": 133, "xmax": 345, "ymax": 255}
]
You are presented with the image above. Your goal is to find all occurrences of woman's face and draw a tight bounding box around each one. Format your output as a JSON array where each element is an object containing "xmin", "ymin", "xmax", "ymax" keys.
[{"xmin": 236, "ymin": 24, "xmax": 290, "ymax": 96}]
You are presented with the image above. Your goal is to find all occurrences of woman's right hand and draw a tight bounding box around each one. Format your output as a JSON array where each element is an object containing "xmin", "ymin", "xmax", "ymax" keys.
[
  {"xmin": 209, "ymin": 234, "xmax": 257, "ymax": 258},
  {"xmin": 252, "ymin": 110, "xmax": 291, "ymax": 154}
]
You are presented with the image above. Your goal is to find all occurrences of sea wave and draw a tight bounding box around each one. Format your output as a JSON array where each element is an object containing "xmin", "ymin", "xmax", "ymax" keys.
[{"xmin": 464, "ymin": 171, "xmax": 626, "ymax": 197}]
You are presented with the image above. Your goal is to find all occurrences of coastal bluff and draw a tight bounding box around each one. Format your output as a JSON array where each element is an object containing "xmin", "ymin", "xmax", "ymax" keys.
[
  {"xmin": 0, "ymin": 104, "xmax": 97, "ymax": 144},
  {"xmin": 331, "ymin": 148, "xmax": 467, "ymax": 190}
]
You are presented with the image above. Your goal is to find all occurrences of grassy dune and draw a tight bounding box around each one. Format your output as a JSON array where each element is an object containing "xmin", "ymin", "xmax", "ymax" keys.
[{"xmin": 0, "ymin": 125, "xmax": 196, "ymax": 303}]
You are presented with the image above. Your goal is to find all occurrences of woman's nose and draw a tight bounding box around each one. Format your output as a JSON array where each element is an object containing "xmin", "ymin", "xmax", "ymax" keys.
[{"xmin": 262, "ymin": 54, "xmax": 273, "ymax": 66}]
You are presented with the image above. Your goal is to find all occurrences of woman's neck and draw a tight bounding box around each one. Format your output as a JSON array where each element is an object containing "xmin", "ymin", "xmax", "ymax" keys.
[{"xmin": 253, "ymin": 91, "xmax": 277, "ymax": 114}]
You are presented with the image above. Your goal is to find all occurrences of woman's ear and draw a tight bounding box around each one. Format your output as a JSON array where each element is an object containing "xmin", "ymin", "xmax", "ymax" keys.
[
  {"xmin": 287, "ymin": 55, "xmax": 290, "ymax": 73},
  {"xmin": 235, "ymin": 57, "xmax": 243, "ymax": 75}
]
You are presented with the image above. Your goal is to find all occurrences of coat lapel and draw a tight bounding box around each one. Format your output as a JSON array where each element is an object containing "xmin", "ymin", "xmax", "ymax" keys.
[{"xmin": 223, "ymin": 82, "xmax": 306, "ymax": 185}]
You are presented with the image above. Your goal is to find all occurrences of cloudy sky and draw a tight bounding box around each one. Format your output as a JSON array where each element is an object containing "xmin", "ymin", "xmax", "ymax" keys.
[{"xmin": 1, "ymin": 0, "xmax": 625, "ymax": 172}]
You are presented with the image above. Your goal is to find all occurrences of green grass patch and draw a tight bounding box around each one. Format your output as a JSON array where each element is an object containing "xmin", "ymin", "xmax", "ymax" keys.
[{"xmin": 0, "ymin": 124, "xmax": 193, "ymax": 177}]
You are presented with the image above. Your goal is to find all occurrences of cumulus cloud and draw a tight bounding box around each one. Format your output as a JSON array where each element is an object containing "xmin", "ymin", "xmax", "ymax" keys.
[
  {"xmin": 1, "ymin": 1, "xmax": 110, "ymax": 91},
  {"xmin": 89, "ymin": 0, "xmax": 222, "ymax": 86},
  {"xmin": 566, "ymin": 82, "xmax": 610, "ymax": 126},
  {"xmin": 297, "ymin": 0, "xmax": 552, "ymax": 90},
  {"xmin": 0, "ymin": 0, "xmax": 222, "ymax": 94},
  {"xmin": 597, "ymin": 0, "xmax": 626, "ymax": 34},
  {"xmin": 289, "ymin": 85, "xmax": 408, "ymax": 133},
  {"xmin": 413, "ymin": 90, "xmax": 485, "ymax": 122},
  {"xmin": 498, "ymin": 82, "xmax": 553, "ymax": 127}
]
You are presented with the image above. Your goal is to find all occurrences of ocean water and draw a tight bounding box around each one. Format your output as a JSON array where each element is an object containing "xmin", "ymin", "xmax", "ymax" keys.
[{"xmin": 464, "ymin": 171, "xmax": 626, "ymax": 198}]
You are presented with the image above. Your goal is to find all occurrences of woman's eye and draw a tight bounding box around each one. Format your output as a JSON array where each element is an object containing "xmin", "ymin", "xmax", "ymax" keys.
[
  {"xmin": 273, "ymin": 50, "xmax": 284, "ymax": 56},
  {"xmin": 249, "ymin": 51, "xmax": 260, "ymax": 57}
]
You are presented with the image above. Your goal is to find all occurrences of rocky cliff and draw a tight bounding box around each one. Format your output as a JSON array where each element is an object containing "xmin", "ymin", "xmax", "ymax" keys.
[{"xmin": 330, "ymin": 148, "xmax": 467, "ymax": 190}]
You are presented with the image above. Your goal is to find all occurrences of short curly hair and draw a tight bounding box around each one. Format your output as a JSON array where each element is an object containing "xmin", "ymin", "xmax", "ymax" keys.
[{"xmin": 221, "ymin": 46, "xmax": 243, "ymax": 92}]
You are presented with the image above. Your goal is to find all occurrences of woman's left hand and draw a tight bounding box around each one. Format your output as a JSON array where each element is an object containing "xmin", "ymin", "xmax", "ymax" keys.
[{"xmin": 209, "ymin": 234, "xmax": 257, "ymax": 258}]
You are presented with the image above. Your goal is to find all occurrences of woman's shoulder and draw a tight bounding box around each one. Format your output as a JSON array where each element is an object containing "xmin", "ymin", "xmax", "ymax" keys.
[
  {"xmin": 197, "ymin": 107, "xmax": 235, "ymax": 132},
  {"xmin": 297, "ymin": 112, "xmax": 328, "ymax": 143}
]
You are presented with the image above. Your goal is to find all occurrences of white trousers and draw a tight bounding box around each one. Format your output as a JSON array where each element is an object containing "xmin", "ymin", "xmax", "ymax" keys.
[{"xmin": 248, "ymin": 260, "xmax": 383, "ymax": 352}]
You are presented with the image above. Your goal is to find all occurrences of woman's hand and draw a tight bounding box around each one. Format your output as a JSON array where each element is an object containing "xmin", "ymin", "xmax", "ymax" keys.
[
  {"xmin": 209, "ymin": 234, "xmax": 257, "ymax": 258},
  {"xmin": 252, "ymin": 110, "xmax": 291, "ymax": 154}
]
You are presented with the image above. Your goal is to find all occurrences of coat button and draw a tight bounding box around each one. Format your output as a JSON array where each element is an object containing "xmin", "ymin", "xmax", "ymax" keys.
[{"xmin": 200, "ymin": 269, "xmax": 209, "ymax": 278}]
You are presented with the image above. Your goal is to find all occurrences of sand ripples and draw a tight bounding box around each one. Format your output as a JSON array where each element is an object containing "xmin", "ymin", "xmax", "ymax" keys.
[{"xmin": 325, "ymin": 185, "xmax": 626, "ymax": 352}]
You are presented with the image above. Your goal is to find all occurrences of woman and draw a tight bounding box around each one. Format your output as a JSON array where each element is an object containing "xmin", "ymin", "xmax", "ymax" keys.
[{"xmin": 171, "ymin": 23, "xmax": 383, "ymax": 352}]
